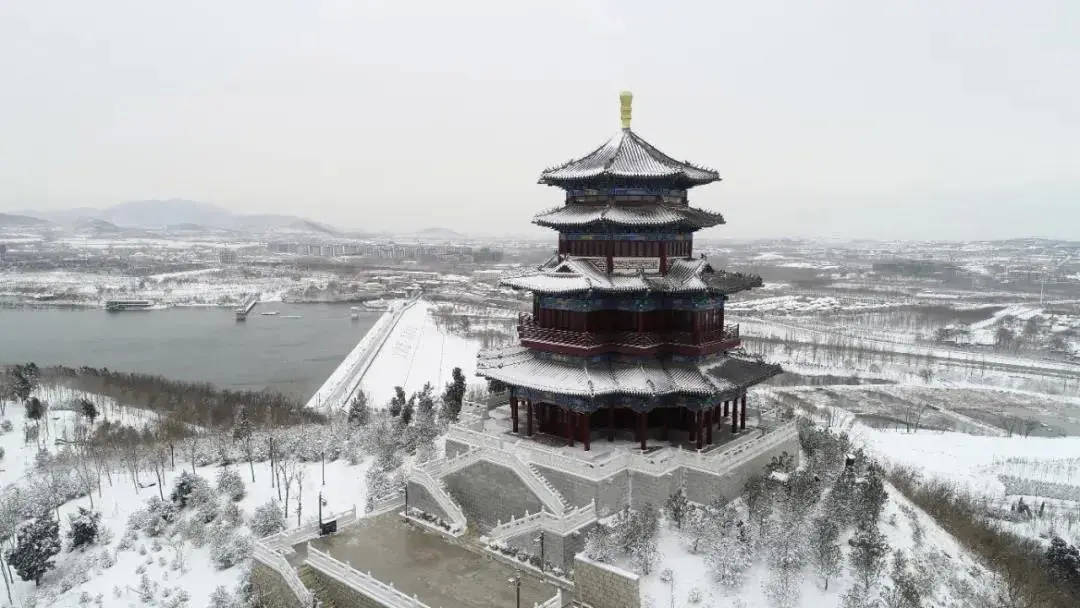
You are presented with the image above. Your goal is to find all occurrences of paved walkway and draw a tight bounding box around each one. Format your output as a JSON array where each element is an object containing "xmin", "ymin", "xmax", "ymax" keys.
[{"xmin": 297, "ymin": 513, "xmax": 556, "ymax": 608}]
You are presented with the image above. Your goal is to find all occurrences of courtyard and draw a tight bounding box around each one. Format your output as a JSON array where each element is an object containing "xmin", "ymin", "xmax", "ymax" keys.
[{"xmin": 293, "ymin": 512, "xmax": 558, "ymax": 608}]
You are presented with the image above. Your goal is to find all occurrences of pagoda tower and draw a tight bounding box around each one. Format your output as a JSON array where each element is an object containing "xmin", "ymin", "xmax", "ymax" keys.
[{"xmin": 478, "ymin": 92, "xmax": 780, "ymax": 451}]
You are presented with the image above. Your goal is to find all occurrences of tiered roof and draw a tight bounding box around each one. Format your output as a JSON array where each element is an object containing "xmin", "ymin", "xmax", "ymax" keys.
[
  {"xmin": 477, "ymin": 345, "xmax": 780, "ymax": 403},
  {"xmin": 501, "ymin": 256, "xmax": 763, "ymax": 296},
  {"xmin": 533, "ymin": 202, "xmax": 724, "ymax": 231},
  {"xmin": 539, "ymin": 128, "xmax": 720, "ymax": 189}
]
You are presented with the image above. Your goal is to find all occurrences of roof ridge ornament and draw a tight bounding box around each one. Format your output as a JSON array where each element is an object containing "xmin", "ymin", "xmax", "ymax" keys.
[{"xmin": 619, "ymin": 90, "xmax": 633, "ymax": 129}]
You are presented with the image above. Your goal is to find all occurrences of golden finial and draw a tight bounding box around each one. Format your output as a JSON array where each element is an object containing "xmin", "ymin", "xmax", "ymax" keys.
[{"xmin": 619, "ymin": 90, "xmax": 633, "ymax": 129}]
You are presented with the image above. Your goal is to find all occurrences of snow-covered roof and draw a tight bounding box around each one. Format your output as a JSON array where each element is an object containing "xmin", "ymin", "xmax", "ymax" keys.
[
  {"xmin": 476, "ymin": 346, "xmax": 780, "ymax": 400},
  {"xmin": 500, "ymin": 256, "xmax": 763, "ymax": 296},
  {"xmin": 533, "ymin": 202, "xmax": 724, "ymax": 231},
  {"xmin": 539, "ymin": 128, "xmax": 719, "ymax": 189}
]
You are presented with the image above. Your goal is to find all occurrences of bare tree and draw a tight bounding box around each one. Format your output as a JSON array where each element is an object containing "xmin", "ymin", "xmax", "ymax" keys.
[
  {"xmin": 167, "ymin": 536, "xmax": 188, "ymax": 574},
  {"xmin": 277, "ymin": 458, "xmax": 299, "ymax": 519},
  {"xmin": 294, "ymin": 466, "xmax": 307, "ymax": 526},
  {"xmin": 182, "ymin": 431, "xmax": 201, "ymax": 475},
  {"xmin": 900, "ymin": 401, "xmax": 930, "ymax": 434}
]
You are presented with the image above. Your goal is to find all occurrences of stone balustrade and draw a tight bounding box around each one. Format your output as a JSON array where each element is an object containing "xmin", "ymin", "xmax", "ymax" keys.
[
  {"xmin": 307, "ymin": 546, "xmax": 434, "ymax": 608},
  {"xmin": 252, "ymin": 541, "xmax": 314, "ymax": 606}
]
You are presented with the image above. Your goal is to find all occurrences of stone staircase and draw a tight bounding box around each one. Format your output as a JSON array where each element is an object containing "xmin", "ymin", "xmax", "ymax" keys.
[
  {"xmin": 421, "ymin": 447, "xmax": 568, "ymax": 516},
  {"xmin": 407, "ymin": 467, "xmax": 468, "ymax": 533},
  {"xmin": 524, "ymin": 461, "xmax": 570, "ymax": 511},
  {"xmin": 299, "ymin": 565, "xmax": 336, "ymax": 608}
]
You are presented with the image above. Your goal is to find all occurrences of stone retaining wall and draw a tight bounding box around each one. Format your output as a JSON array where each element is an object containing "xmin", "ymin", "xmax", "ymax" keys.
[
  {"xmin": 443, "ymin": 461, "xmax": 544, "ymax": 532},
  {"xmin": 250, "ymin": 562, "xmax": 306, "ymax": 608},
  {"xmin": 684, "ymin": 433, "xmax": 800, "ymax": 506},
  {"xmin": 574, "ymin": 555, "xmax": 640, "ymax": 608},
  {"xmin": 406, "ymin": 480, "xmax": 451, "ymax": 523},
  {"xmin": 532, "ymin": 465, "xmax": 629, "ymax": 516},
  {"xmin": 445, "ymin": 439, "xmax": 470, "ymax": 458},
  {"xmin": 499, "ymin": 523, "xmax": 594, "ymax": 571}
]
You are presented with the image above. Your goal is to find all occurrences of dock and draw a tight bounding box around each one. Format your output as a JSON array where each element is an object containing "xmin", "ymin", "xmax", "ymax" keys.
[{"xmin": 235, "ymin": 296, "xmax": 259, "ymax": 320}]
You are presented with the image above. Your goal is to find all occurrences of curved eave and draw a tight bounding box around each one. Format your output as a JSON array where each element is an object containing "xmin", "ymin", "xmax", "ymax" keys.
[
  {"xmin": 476, "ymin": 346, "xmax": 782, "ymax": 404},
  {"xmin": 531, "ymin": 204, "xmax": 726, "ymax": 232},
  {"xmin": 538, "ymin": 128, "xmax": 720, "ymax": 190},
  {"xmin": 538, "ymin": 174, "xmax": 719, "ymax": 190}
]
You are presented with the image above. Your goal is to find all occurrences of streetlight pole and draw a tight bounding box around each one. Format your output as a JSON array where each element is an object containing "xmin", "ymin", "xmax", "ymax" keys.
[
  {"xmin": 508, "ymin": 572, "xmax": 521, "ymax": 608},
  {"xmin": 534, "ymin": 531, "xmax": 545, "ymax": 572}
]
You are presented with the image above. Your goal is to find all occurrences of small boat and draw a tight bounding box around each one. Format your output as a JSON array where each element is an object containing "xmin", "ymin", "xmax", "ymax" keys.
[
  {"xmin": 283, "ymin": 315, "xmax": 303, "ymax": 319},
  {"xmin": 260, "ymin": 311, "xmax": 279, "ymax": 316},
  {"xmin": 105, "ymin": 299, "xmax": 154, "ymax": 312},
  {"xmin": 350, "ymin": 306, "xmax": 360, "ymax": 320}
]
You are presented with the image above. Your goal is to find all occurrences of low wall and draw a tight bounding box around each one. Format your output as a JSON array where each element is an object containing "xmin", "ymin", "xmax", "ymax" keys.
[
  {"xmin": 574, "ymin": 555, "xmax": 640, "ymax": 608},
  {"xmin": 499, "ymin": 523, "xmax": 594, "ymax": 572},
  {"xmin": 250, "ymin": 562, "xmax": 306, "ymax": 608},
  {"xmin": 305, "ymin": 564, "xmax": 395, "ymax": 608}
]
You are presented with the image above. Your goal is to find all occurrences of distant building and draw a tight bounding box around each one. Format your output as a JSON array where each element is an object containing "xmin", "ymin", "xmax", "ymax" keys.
[{"xmin": 219, "ymin": 249, "xmax": 239, "ymax": 264}]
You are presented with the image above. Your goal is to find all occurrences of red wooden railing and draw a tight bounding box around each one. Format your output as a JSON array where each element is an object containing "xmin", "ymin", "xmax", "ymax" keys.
[{"xmin": 516, "ymin": 313, "xmax": 740, "ymax": 356}]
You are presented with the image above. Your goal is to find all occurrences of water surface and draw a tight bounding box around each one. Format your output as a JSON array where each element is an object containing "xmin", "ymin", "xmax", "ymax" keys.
[{"xmin": 0, "ymin": 303, "xmax": 379, "ymax": 400}]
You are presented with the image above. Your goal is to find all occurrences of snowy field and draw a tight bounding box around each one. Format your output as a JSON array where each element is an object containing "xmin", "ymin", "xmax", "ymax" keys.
[
  {"xmin": 0, "ymin": 395, "xmax": 372, "ymax": 608},
  {"xmin": 762, "ymin": 383, "xmax": 1080, "ymax": 547},
  {"xmin": 359, "ymin": 300, "xmax": 483, "ymax": 407},
  {"xmin": 634, "ymin": 481, "xmax": 988, "ymax": 608}
]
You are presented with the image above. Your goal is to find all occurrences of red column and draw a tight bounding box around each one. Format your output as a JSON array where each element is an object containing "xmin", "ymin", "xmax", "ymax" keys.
[
  {"xmin": 566, "ymin": 410, "xmax": 575, "ymax": 446},
  {"xmin": 692, "ymin": 311, "xmax": 701, "ymax": 344},
  {"xmin": 659, "ymin": 241, "xmax": 667, "ymax": 274},
  {"xmin": 606, "ymin": 239, "xmax": 614, "ymax": 275},
  {"xmin": 688, "ymin": 410, "xmax": 696, "ymax": 442},
  {"xmin": 741, "ymin": 394, "xmax": 747, "ymax": 430},
  {"xmin": 662, "ymin": 408, "xmax": 670, "ymax": 441},
  {"xmin": 706, "ymin": 409, "xmax": 713, "ymax": 445},
  {"xmin": 583, "ymin": 413, "xmax": 591, "ymax": 452},
  {"xmin": 695, "ymin": 411, "xmax": 704, "ymax": 450},
  {"xmin": 732, "ymin": 401, "xmax": 739, "ymax": 434},
  {"xmin": 526, "ymin": 400, "xmax": 534, "ymax": 437},
  {"xmin": 511, "ymin": 398, "xmax": 519, "ymax": 434},
  {"xmin": 638, "ymin": 412, "xmax": 647, "ymax": 451},
  {"xmin": 723, "ymin": 400, "xmax": 729, "ymax": 418}
]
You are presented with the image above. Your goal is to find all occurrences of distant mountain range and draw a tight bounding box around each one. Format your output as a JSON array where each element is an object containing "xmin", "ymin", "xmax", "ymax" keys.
[
  {"xmin": 413, "ymin": 227, "xmax": 467, "ymax": 240},
  {"xmin": 0, "ymin": 212, "xmax": 51, "ymax": 227},
  {"xmin": 14, "ymin": 199, "xmax": 341, "ymax": 235}
]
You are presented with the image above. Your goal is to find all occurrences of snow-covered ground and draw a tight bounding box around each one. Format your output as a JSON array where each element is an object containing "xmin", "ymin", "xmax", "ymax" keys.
[
  {"xmin": 0, "ymin": 398, "xmax": 372, "ymax": 608},
  {"xmin": 360, "ymin": 300, "xmax": 483, "ymax": 407},
  {"xmin": 636, "ymin": 482, "xmax": 988, "ymax": 608}
]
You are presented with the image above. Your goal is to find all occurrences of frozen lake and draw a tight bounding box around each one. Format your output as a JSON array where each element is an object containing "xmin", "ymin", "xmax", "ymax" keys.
[{"xmin": 0, "ymin": 303, "xmax": 380, "ymax": 400}]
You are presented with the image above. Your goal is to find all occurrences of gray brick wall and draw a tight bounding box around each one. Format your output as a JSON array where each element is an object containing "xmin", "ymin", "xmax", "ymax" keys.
[
  {"xmin": 574, "ymin": 555, "xmax": 640, "ymax": 608},
  {"xmin": 445, "ymin": 439, "xmax": 470, "ymax": 458},
  {"xmin": 406, "ymin": 480, "xmax": 451, "ymax": 523},
  {"xmin": 627, "ymin": 470, "xmax": 678, "ymax": 510},
  {"xmin": 684, "ymin": 434, "xmax": 801, "ymax": 506},
  {"xmin": 500, "ymin": 523, "xmax": 594, "ymax": 571},
  {"xmin": 443, "ymin": 461, "xmax": 544, "ymax": 532},
  {"xmin": 250, "ymin": 563, "xmax": 306, "ymax": 608},
  {"xmin": 531, "ymin": 465, "xmax": 630, "ymax": 517}
]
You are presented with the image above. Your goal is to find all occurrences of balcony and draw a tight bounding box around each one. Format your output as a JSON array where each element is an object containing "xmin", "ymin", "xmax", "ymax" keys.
[{"xmin": 516, "ymin": 313, "xmax": 741, "ymax": 357}]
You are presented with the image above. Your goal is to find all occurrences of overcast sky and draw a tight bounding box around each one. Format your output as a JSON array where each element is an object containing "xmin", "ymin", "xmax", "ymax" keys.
[{"xmin": 1, "ymin": 1, "xmax": 1077, "ymax": 240}]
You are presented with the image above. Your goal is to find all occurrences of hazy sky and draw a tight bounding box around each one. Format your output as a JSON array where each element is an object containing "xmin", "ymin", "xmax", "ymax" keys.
[{"xmin": 2, "ymin": 1, "xmax": 1078, "ymax": 240}]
